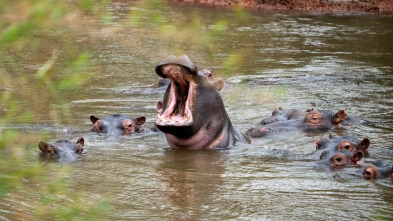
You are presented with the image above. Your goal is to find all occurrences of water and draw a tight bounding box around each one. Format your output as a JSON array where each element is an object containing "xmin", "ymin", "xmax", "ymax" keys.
[{"xmin": 2, "ymin": 2, "xmax": 393, "ymax": 220}]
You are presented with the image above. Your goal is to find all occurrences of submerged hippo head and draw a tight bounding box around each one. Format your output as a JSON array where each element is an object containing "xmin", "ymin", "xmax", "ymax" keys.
[
  {"xmin": 336, "ymin": 138, "xmax": 370, "ymax": 153},
  {"xmin": 363, "ymin": 160, "xmax": 393, "ymax": 179},
  {"xmin": 90, "ymin": 114, "xmax": 146, "ymax": 136},
  {"xmin": 246, "ymin": 108, "xmax": 351, "ymax": 138},
  {"xmin": 155, "ymin": 55, "xmax": 249, "ymax": 149},
  {"xmin": 38, "ymin": 137, "xmax": 84, "ymax": 162},
  {"xmin": 315, "ymin": 136, "xmax": 370, "ymax": 155},
  {"xmin": 329, "ymin": 151, "xmax": 363, "ymax": 167},
  {"xmin": 317, "ymin": 150, "xmax": 363, "ymax": 168},
  {"xmin": 301, "ymin": 109, "xmax": 347, "ymax": 132}
]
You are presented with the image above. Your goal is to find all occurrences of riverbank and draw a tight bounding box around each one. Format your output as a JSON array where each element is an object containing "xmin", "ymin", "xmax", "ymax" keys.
[{"xmin": 166, "ymin": 0, "xmax": 393, "ymax": 14}]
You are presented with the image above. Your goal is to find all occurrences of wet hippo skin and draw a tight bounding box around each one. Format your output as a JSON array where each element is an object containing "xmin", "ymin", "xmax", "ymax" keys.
[{"xmin": 155, "ymin": 55, "xmax": 250, "ymax": 149}]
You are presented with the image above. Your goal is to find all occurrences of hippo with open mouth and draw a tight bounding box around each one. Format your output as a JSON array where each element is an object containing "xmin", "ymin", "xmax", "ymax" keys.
[{"xmin": 155, "ymin": 55, "xmax": 250, "ymax": 149}]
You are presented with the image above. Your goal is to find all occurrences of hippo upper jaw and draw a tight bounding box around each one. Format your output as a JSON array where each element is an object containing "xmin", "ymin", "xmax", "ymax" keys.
[{"xmin": 155, "ymin": 60, "xmax": 198, "ymax": 128}]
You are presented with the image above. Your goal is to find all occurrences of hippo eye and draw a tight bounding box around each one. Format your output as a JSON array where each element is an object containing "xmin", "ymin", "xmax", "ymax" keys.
[
  {"xmin": 345, "ymin": 145, "xmax": 350, "ymax": 149},
  {"xmin": 128, "ymin": 124, "xmax": 132, "ymax": 128},
  {"xmin": 208, "ymin": 73, "xmax": 212, "ymax": 78},
  {"xmin": 365, "ymin": 171, "xmax": 371, "ymax": 175},
  {"xmin": 336, "ymin": 157, "xmax": 342, "ymax": 162}
]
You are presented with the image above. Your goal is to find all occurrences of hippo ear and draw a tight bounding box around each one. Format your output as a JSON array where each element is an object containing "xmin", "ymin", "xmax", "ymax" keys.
[
  {"xmin": 135, "ymin": 116, "xmax": 146, "ymax": 126},
  {"xmin": 77, "ymin": 137, "xmax": 84, "ymax": 147},
  {"xmin": 38, "ymin": 141, "xmax": 48, "ymax": 152},
  {"xmin": 333, "ymin": 110, "xmax": 347, "ymax": 124},
  {"xmin": 315, "ymin": 137, "xmax": 323, "ymax": 150},
  {"xmin": 306, "ymin": 108, "xmax": 314, "ymax": 112},
  {"xmin": 390, "ymin": 166, "xmax": 393, "ymax": 178},
  {"xmin": 214, "ymin": 79, "xmax": 224, "ymax": 91},
  {"xmin": 351, "ymin": 151, "xmax": 363, "ymax": 163},
  {"xmin": 90, "ymin": 115, "xmax": 99, "ymax": 124},
  {"xmin": 76, "ymin": 137, "xmax": 84, "ymax": 154},
  {"xmin": 319, "ymin": 150, "xmax": 330, "ymax": 160},
  {"xmin": 358, "ymin": 138, "xmax": 370, "ymax": 150}
]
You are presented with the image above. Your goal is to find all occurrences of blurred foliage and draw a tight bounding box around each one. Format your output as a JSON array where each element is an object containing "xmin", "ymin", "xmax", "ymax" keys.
[
  {"xmin": 121, "ymin": 0, "xmax": 252, "ymax": 76},
  {"xmin": 0, "ymin": 0, "xmax": 109, "ymax": 220}
]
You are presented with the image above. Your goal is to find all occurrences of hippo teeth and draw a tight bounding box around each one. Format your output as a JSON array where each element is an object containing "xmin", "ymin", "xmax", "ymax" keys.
[
  {"xmin": 156, "ymin": 113, "xmax": 193, "ymax": 126},
  {"xmin": 156, "ymin": 65, "xmax": 194, "ymax": 127}
]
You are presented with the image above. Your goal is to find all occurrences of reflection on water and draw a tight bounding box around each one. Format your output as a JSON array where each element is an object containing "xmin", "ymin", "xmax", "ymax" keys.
[
  {"xmin": 2, "ymin": 1, "xmax": 393, "ymax": 220},
  {"xmin": 159, "ymin": 149, "xmax": 225, "ymax": 219}
]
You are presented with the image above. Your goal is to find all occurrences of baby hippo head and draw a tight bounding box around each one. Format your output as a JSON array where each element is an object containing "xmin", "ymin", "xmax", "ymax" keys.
[{"xmin": 90, "ymin": 114, "xmax": 146, "ymax": 136}]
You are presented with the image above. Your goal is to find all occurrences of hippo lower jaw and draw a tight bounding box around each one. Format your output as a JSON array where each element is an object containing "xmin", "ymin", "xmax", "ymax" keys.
[
  {"xmin": 156, "ymin": 111, "xmax": 194, "ymax": 126},
  {"xmin": 156, "ymin": 65, "xmax": 196, "ymax": 127},
  {"xmin": 156, "ymin": 114, "xmax": 193, "ymax": 127}
]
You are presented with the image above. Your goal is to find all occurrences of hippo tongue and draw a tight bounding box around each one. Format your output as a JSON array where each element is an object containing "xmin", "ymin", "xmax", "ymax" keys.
[{"xmin": 156, "ymin": 64, "xmax": 194, "ymax": 127}]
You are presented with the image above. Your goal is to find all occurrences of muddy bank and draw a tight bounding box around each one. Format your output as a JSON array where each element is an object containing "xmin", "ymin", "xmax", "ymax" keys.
[{"xmin": 167, "ymin": 0, "xmax": 393, "ymax": 14}]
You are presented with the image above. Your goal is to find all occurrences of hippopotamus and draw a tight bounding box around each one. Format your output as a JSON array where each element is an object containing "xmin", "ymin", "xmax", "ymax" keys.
[
  {"xmin": 38, "ymin": 138, "xmax": 84, "ymax": 162},
  {"xmin": 90, "ymin": 114, "xmax": 146, "ymax": 136},
  {"xmin": 246, "ymin": 107, "xmax": 362, "ymax": 138},
  {"xmin": 154, "ymin": 55, "xmax": 250, "ymax": 149},
  {"xmin": 315, "ymin": 135, "xmax": 371, "ymax": 157},
  {"xmin": 316, "ymin": 150, "xmax": 364, "ymax": 168},
  {"xmin": 363, "ymin": 160, "xmax": 393, "ymax": 179}
]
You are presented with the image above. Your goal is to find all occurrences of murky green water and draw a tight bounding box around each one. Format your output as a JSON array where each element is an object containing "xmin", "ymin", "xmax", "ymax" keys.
[{"xmin": 2, "ymin": 2, "xmax": 393, "ymax": 220}]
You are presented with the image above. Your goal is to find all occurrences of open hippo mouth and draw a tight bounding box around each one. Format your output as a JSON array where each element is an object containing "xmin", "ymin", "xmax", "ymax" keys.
[{"xmin": 155, "ymin": 55, "xmax": 198, "ymax": 127}]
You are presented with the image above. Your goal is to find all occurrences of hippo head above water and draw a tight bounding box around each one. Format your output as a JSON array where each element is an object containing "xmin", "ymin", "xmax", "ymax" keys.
[
  {"xmin": 38, "ymin": 138, "xmax": 84, "ymax": 162},
  {"xmin": 90, "ymin": 114, "xmax": 146, "ymax": 136},
  {"xmin": 246, "ymin": 107, "xmax": 359, "ymax": 138},
  {"xmin": 317, "ymin": 150, "xmax": 364, "ymax": 168},
  {"xmin": 315, "ymin": 135, "xmax": 371, "ymax": 155},
  {"xmin": 154, "ymin": 55, "xmax": 249, "ymax": 149}
]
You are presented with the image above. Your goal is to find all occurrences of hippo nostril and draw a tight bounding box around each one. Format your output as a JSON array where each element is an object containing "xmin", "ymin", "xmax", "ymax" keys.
[
  {"xmin": 345, "ymin": 145, "xmax": 350, "ymax": 149},
  {"xmin": 128, "ymin": 124, "xmax": 132, "ymax": 128},
  {"xmin": 366, "ymin": 171, "xmax": 371, "ymax": 176}
]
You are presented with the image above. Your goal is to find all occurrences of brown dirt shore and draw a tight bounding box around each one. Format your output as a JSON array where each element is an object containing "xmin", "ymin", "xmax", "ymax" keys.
[{"xmin": 166, "ymin": 0, "xmax": 393, "ymax": 14}]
